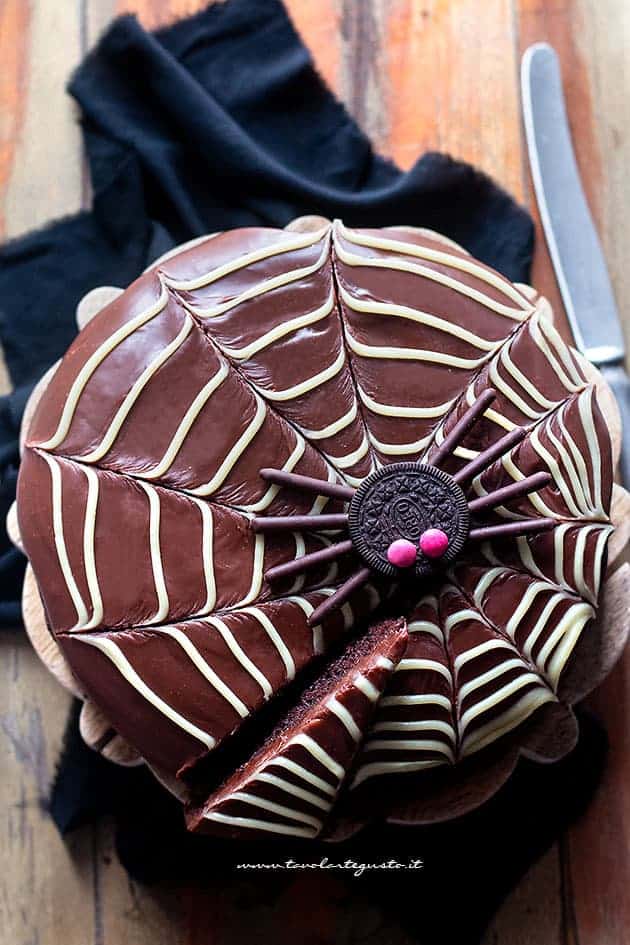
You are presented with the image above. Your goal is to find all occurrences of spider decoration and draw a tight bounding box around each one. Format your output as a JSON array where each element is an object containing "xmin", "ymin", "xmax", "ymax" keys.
[{"xmin": 252, "ymin": 389, "xmax": 553, "ymax": 627}]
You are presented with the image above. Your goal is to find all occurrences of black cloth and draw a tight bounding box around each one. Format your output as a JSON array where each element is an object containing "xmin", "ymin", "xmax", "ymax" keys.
[
  {"xmin": 51, "ymin": 702, "xmax": 605, "ymax": 945},
  {"xmin": 0, "ymin": 1, "xmax": 602, "ymax": 941}
]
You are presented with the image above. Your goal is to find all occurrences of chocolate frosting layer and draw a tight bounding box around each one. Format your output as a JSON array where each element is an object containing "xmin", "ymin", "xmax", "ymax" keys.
[{"xmin": 16, "ymin": 220, "xmax": 614, "ymax": 830}]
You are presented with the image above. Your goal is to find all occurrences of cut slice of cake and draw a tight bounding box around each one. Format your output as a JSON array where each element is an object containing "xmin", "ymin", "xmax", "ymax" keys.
[{"xmin": 187, "ymin": 618, "xmax": 407, "ymax": 839}]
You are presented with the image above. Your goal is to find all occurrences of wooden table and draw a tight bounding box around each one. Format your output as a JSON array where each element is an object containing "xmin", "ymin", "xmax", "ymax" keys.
[{"xmin": 1, "ymin": 1, "xmax": 628, "ymax": 943}]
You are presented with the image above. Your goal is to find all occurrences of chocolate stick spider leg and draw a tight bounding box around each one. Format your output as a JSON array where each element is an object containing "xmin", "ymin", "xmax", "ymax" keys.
[
  {"xmin": 468, "ymin": 517, "xmax": 555, "ymax": 542},
  {"xmin": 308, "ymin": 567, "xmax": 372, "ymax": 626},
  {"xmin": 251, "ymin": 513, "xmax": 348, "ymax": 533},
  {"xmin": 260, "ymin": 469, "xmax": 355, "ymax": 502},
  {"xmin": 453, "ymin": 427, "xmax": 527, "ymax": 487},
  {"xmin": 430, "ymin": 388, "xmax": 496, "ymax": 469},
  {"xmin": 467, "ymin": 471, "xmax": 552, "ymax": 514},
  {"xmin": 265, "ymin": 540, "xmax": 355, "ymax": 583}
]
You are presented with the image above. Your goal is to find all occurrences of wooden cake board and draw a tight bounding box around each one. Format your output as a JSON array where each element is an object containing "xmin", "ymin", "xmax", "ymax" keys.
[{"xmin": 9, "ymin": 220, "xmax": 630, "ymax": 819}]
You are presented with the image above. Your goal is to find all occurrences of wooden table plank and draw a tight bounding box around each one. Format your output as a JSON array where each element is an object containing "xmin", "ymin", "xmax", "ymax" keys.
[
  {"xmin": 0, "ymin": 3, "xmax": 96, "ymax": 943},
  {"xmin": 2, "ymin": 0, "xmax": 83, "ymax": 242},
  {"xmin": 0, "ymin": 636, "xmax": 95, "ymax": 944},
  {"xmin": 516, "ymin": 4, "xmax": 630, "ymax": 944},
  {"xmin": 379, "ymin": 0, "xmax": 525, "ymax": 201}
]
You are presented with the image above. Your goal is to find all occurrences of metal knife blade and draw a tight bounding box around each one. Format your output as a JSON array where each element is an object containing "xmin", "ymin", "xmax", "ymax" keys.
[{"xmin": 521, "ymin": 42, "xmax": 630, "ymax": 483}]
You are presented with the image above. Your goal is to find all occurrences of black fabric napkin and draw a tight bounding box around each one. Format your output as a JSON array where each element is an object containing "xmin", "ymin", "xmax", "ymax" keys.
[{"xmin": 0, "ymin": 1, "xmax": 603, "ymax": 941}]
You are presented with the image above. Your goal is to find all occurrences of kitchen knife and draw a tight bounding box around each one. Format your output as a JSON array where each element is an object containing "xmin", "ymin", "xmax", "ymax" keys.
[{"xmin": 521, "ymin": 42, "xmax": 630, "ymax": 484}]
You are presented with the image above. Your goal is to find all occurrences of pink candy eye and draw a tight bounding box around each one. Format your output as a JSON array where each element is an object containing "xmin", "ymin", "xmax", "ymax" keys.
[
  {"xmin": 419, "ymin": 528, "xmax": 449, "ymax": 559},
  {"xmin": 386, "ymin": 539, "xmax": 417, "ymax": 568}
]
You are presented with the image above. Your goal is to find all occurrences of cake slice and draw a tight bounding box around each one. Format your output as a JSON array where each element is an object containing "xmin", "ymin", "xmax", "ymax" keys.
[{"xmin": 187, "ymin": 618, "xmax": 407, "ymax": 839}]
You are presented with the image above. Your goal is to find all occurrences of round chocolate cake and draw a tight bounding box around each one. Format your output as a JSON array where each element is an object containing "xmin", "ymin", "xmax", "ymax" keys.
[{"xmin": 17, "ymin": 219, "xmax": 614, "ymax": 839}]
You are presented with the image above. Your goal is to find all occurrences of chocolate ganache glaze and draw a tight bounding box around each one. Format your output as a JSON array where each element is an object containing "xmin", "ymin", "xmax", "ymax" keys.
[{"xmin": 17, "ymin": 220, "xmax": 613, "ymax": 838}]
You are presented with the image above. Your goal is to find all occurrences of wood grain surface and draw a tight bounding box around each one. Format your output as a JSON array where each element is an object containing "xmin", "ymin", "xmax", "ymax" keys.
[{"xmin": 1, "ymin": 1, "xmax": 628, "ymax": 944}]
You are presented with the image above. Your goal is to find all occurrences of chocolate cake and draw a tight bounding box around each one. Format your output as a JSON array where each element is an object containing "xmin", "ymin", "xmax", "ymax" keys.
[{"xmin": 16, "ymin": 219, "xmax": 614, "ymax": 837}]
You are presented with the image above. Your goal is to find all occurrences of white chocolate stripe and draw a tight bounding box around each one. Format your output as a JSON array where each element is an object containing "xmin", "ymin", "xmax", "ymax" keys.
[
  {"xmin": 39, "ymin": 452, "xmax": 89, "ymax": 631},
  {"xmin": 338, "ymin": 285, "xmax": 501, "ymax": 351},
  {"xmin": 557, "ymin": 410, "xmax": 594, "ymax": 511},
  {"xmin": 367, "ymin": 429, "xmax": 432, "ymax": 456},
  {"xmin": 444, "ymin": 608, "xmax": 482, "ymax": 632},
  {"xmin": 165, "ymin": 225, "xmax": 330, "ymax": 292},
  {"xmin": 489, "ymin": 357, "xmax": 541, "ymax": 420},
  {"xmin": 515, "ymin": 535, "xmax": 550, "ymax": 582},
  {"xmin": 578, "ymin": 388, "xmax": 604, "ymax": 514},
  {"xmin": 531, "ymin": 312, "xmax": 585, "ymax": 391},
  {"xmin": 351, "ymin": 758, "xmax": 443, "ymax": 788},
  {"xmin": 223, "ymin": 790, "xmax": 323, "ymax": 829},
  {"xmin": 371, "ymin": 719, "xmax": 456, "ymax": 738},
  {"xmin": 520, "ymin": 594, "xmax": 567, "ymax": 661},
  {"xmin": 268, "ymin": 756, "xmax": 336, "ymax": 796},
  {"xmin": 74, "ymin": 634, "xmax": 216, "ymax": 748},
  {"xmin": 138, "ymin": 482, "xmax": 169, "ymax": 624},
  {"xmin": 453, "ymin": 638, "xmax": 516, "ymax": 671},
  {"xmin": 353, "ymin": 673, "xmax": 380, "ymax": 702},
  {"xmin": 203, "ymin": 614, "xmax": 273, "ymax": 699},
  {"xmin": 231, "ymin": 533, "xmax": 266, "ymax": 607},
  {"xmin": 345, "ymin": 474, "xmax": 365, "ymax": 488},
  {"xmin": 240, "ymin": 606, "xmax": 296, "ymax": 680},
  {"xmin": 255, "ymin": 772, "xmax": 331, "ymax": 812},
  {"xmin": 546, "ymin": 414, "xmax": 592, "ymax": 515},
  {"xmin": 459, "ymin": 673, "xmax": 547, "ymax": 735},
  {"xmin": 141, "ymin": 360, "xmax": 231, "ymax": 483},
  {"xmin": 470, "ymin": 567, "xmax": 505, "ymax": 606},
  {"xmin": 192, "ymin": 241, "xmax": 330, "ymax": 319},
  {"xmin": 396, "ymin": 658, "xmax": 452, "ymax": 683},
  {"xmin": 38, "ymin": 286, "xmax": 169, "ymax": 450},
  {"xmin": 586, "ymin": 525, "xmax": 613, "ymax": 602},
  {"xmin": 326, "ymin": 696, "xmax": 361, "ymax": 741},
  {"xmin": 80, "ymin": 465, "xmax": 104, "ymax": 631},
  {"xmin": 357, "ymin": 383, "xmax": 453, "ymax": 419},
  {"xmin": 537, "ymin": 602, "xmax": 593, "ymax": 687},
  {"xmin": 190, "ymin": 498, "xmax": 217, "ymax": 616},
  {"xmin": 529, "ymin": 424, "xmax": 584, "ymax": 518},
  {"xmin": 508, "ymin": 584, "xmax": 560, "ymax": 648},
  {"xmin": 283, "ymin": 593, "xmax": 322, "ymax": 654},
  {"xmin": 80, "ymin": 318, "xmax": 194, "ymax": 463},
  {"xmin": 286, "ymin": 532, "xmax": 307, "ymax": 595},
  {"xmin": 345, "ymin": 328, "xmax": 493, "ymax": 369},
  {"xmin": 300, "ymin": 402, "xmax": 358, "ymax": 439},
  {"xmin": 408, "ymin": 618, "xmax": 442, "ymax": 641},
  {"xmin": 239, "ymin": 436, "xmax": 305, "ymax": 513},
  {"xmin": 334, "ymin": 233, "xmax": 529, "ymax": 321},
  {"xmin": 324, "ymin": 433, "xmax": 370, "ymax": 469},
  {"xmin": 217, "ymin": 286, "xmax": 334, "ymax": 359},
  {"xmin": 460, "ymin": 688, "xmax": 555, "ymax": 757},
  {"xmin": 360, "ymin": 738, "xmax": 455, "ymax": 762},
  {"xmin": 201, "ymin": 810, "xmax": 318, "ymax": 838},
  {"xmin": 334, "ymin": 221, "xmax": 532, "ymax": 311},
  {"xmin": 289, "ymin": 733, "xmax": 345, "ymax": 780},
  {"xmin": 458, "ymin": 658, "xmax": 538, "ymax": 702},
  {"xmin": 501, "ymin": 344, "xmax": 559, "ymax": 410},
  {"xmin": 379, "ymin": 694, "xmax": 452, "ymax": 710},
  {"xmin": 190, "ymin": 393, "xmax": 267, "ymax": 496},
  {"xmin": 153, "ymin": 625, "xmax": 249, "ymax": 718},
  {"xmin": 251, "ymin": 346, "xmax": 346, "ymax": 402}
]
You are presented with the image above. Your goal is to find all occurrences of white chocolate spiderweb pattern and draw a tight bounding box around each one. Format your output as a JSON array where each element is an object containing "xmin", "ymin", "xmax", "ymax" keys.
[{"xmin": 16, "ymin": 220, "xmax": 613, "ymax": 837}]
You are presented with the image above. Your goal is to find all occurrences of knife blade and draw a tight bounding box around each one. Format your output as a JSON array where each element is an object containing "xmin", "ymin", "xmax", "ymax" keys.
[{"xmin": 521, "ymin": 42, "xmax": 630, "ymax": 484}]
